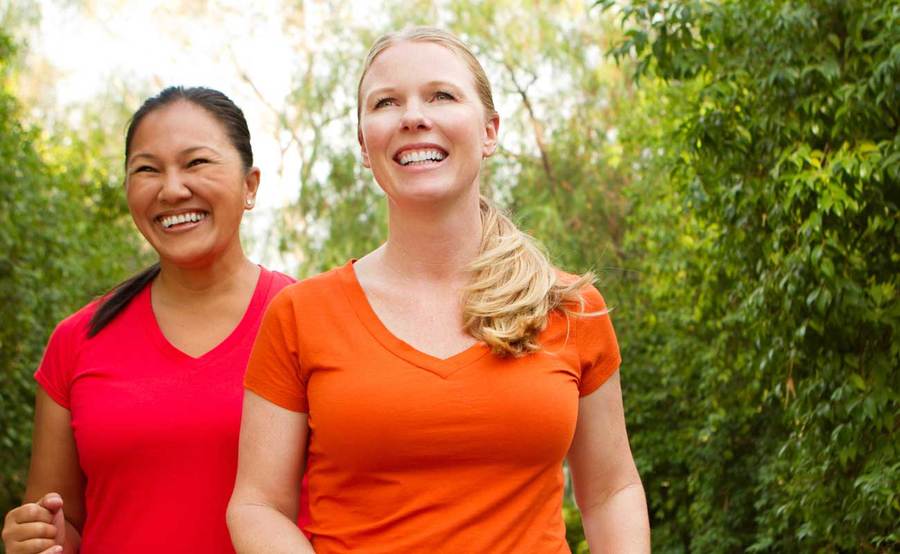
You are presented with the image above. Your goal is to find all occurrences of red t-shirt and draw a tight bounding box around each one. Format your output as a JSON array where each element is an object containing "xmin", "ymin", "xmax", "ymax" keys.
[
  {"xmin": 245, "ymin": 261, "xmax": 621, "ymax": 553},
  {"xmin": 35, "ymin": 266, "xmax": 305, "ymax": 553}
]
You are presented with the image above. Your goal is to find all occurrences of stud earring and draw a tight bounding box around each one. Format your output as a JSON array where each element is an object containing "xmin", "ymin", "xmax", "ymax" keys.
[{"xmin": 245, "ymin": 197, "xmax": 255, "ymax": 208}]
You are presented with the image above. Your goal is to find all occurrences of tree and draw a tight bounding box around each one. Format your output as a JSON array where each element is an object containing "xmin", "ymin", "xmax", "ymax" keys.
[
  {"xmin": 0, "ymin": 29, "xmax": 149, "ymax": 514},
  {"xmin": 602, "ymin": 0, "xmax": 899, "ymax": 550}
]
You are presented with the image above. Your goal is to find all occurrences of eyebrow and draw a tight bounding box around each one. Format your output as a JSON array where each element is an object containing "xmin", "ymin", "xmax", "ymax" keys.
[{"xmin": 127, "ymin": 146, "xmax": 221, "ymax": 166}]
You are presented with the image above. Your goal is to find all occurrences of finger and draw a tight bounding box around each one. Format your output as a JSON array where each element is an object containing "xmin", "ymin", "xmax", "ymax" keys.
[
  {"xmin": 10, "ymin": 522, "xmax": 58, "ymax": 541},
  {"xmin": 38, "ymin": 546, "xmax": 64, "ymax": 554},
  {"xmin": 11, "ymin": 504, "xmax": 54, "ymax": 525},
  {"xmin": 13, "ymin": 537, "xmax": 58, "ymax": 554},
  {"xmin": 49, "ymin": 507, "xmax": 65, "ymax": 545},
  {"xmin": 7, "ymin": 521, "xmax": 58, "ymax": 540},
  {"xmin": 37, "ymin": 494, "xmax": 63, "ymax": 513}
]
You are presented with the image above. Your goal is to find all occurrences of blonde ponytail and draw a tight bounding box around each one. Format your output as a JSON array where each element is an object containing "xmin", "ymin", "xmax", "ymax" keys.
[{"xmin": 462, "ymin": 196, "xmax": 597, "ymax": 357}]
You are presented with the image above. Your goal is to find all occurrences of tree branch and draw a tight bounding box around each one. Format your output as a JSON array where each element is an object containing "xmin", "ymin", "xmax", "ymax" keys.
[{"xmin": 501, "ymin": 58, "xmax": 556, "ymax": 186}]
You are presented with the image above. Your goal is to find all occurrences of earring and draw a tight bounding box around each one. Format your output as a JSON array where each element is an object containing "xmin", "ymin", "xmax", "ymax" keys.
[{"xmin": 245, "ymin": 197, "xmax": 255, "ymax": 208}]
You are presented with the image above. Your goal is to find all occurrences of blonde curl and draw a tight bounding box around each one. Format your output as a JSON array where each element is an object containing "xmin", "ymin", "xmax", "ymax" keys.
[{"xmin": 463, "ymin": 197, "xmax": 598, "ymax": 357}]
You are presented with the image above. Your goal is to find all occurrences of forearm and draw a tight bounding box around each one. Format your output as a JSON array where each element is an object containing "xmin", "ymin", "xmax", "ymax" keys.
[
  {"xmin": 227, "ymin": 503, "xmax": 314, "ymax": 554},
  {"xmin": 581, "ymin": 482, "xmax": 650, "ymax": 554}
]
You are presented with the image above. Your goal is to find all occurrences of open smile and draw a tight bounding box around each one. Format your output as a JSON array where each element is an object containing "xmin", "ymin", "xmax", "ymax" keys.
[
  {"xmin": 393, "ymin": 145, "xmax": 448, "ymax": 167},
  {"xmin": 156, "ymin": 210, "xmax": 209, "ymax": 230}
]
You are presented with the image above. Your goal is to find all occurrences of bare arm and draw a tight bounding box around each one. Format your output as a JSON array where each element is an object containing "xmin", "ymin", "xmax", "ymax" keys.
[
  {"xmin": 3, "ymin": 389, "xmax": 84, "ymax": 554},
  {"xmin": 227, "ymin": 391, "xmax": 313, "ymax": 553},
  {"xmin": 567, "ymin": 371, "xmax": 650, "ymax": 553}
]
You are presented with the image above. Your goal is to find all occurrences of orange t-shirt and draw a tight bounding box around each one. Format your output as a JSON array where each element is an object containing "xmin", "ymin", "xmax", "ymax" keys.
[{"xmin": 245, "ymin": 261, "xmax": 621, "ymax": 553}]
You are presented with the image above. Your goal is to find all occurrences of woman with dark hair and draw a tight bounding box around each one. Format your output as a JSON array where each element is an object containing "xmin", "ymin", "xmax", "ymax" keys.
[
  {"xmin": 1, "ymin": 87, "xmax": 298, "ymax": 553},
  {"xmin": 228, "ymin": 27, "xmax": 649, "ymax": 553}
]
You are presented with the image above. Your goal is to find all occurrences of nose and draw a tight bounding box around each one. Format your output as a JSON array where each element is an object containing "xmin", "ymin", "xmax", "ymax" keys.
[
  {"xmin": 158, "ymin": 170, "xmax": 192, "ymax": 203},
  {"xmin": 400, "ymin": 101, "xmax": 432, "ymax": 131}
]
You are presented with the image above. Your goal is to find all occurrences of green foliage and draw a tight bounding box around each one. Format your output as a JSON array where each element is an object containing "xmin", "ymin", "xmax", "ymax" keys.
[
  {"xmin": 288, "ymin": 150, "xmax": 388, "ymax": 272},
  {"xmin": 5, "ymin": 2, "xmax": 894, "ymax": 552},
  {"xmin": 0, "ymin": 30, "xmax": 148, "ymax": 514},
  {"xmin": 602, "ymin": 0, "xmax": 899, "ymax": 550}
]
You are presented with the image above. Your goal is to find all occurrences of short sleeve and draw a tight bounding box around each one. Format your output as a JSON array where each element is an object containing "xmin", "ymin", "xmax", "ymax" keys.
[
  {"xmin": 33, "ymin": 319, "xmax": 79, "ymax": 409},
  {"xmin": 244, "ymin": 288, "xmax": 308, "ymax": 413},
  {"xmin": 575, "ymin": 286, "xmax": 622, "ymax": 397}
]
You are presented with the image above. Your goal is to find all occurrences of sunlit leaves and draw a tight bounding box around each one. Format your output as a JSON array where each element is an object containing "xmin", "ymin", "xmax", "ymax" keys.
[
  {"xmin": 606, "ymin": 0, "xmax": 899, "ymax": 550},
  {"xmin": 0, "ymin": 29, "xmax": 148, "ymax": 514}
]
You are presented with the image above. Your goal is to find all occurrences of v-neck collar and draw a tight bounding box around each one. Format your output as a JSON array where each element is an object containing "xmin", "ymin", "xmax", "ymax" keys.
[
  {"xmin": 337, "ymin": 260, "xmax": 491, "ymax": 379},
  {"xmin": 141, "ymin": 266, "xmax": 272, "ymax": 364}
]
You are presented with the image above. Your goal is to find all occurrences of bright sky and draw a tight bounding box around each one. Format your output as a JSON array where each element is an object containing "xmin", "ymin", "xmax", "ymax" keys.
[{"xmin": 25, "ymin": 0, "xmax": 380, "ymax": 271}]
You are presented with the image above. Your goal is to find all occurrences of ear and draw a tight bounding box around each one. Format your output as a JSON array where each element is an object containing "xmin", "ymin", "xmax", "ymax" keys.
[
  {"xmin": 243, "ymin": 167, "xmax": 261, "ymax": 210},
  {"xmin": 482, "ymin": 114, "xmax": 500, "ymax": 158},
  {"xmin": 358, "ymin": 128, "xmax": 371, "ymax": 168}
]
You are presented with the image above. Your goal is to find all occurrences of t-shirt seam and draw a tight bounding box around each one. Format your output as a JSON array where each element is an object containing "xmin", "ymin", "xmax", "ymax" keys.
[
  {"xmin": 157, "ymin": 269, "xmax": 274, "ymax": 366},
  {"xmin": 37, "ymin": 309, "xmax": 94, "ymax": 407},
  {"xmin": 290, "ymin": 293, "xmax": 310, "ymax": 391},
  {"xmin": 336, "ymin": 264, "xmax": 392, "ymax": 359},
  {"xmin": 249, "ymin": 286, "xmax": 310, "ymax": 408},
  {"xmin": 336, "ymin": 262, "xmax": 489, "ymax": 375},
  {"xmin": 573, "ymin": 307, "xmax": 583, "ymax": 389},
  {"xmin": 572, "ymin": 288, "xmax": 620, "ymax": 396},
  {"xmin": 245, "ymin": 267, "xmax": 275, "ymax": 342}
]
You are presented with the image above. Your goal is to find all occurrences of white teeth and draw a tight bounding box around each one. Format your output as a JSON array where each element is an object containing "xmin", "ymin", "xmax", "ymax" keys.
[
  {"xmin": 398, "ymin": 149, "xmax": 446, "ymax": 166},
  {"xmin": 160, "ymin": 211, "xmax": 207, "ymax": 229}
]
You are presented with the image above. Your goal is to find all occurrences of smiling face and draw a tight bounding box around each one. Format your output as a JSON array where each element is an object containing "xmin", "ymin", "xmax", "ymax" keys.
[
  {"xmin": 125, "ymin": 100, "xmax": 259, "ymax": 269},
  {"xmin": 358, "ymin": 40, "xmax": 499, "ymax": 208}
]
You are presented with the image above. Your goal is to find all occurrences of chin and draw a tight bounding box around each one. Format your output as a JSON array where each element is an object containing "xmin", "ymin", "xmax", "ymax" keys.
[
  {"xmin": 389, "ymin": 182, "xmax": 475, "ymax": 207},
  {"xmin": 158, "ymin": 248, "xmax": 220, "ymax": 270}
]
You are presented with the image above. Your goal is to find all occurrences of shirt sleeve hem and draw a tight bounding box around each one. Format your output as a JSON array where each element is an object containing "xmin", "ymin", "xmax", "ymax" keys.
[
  {"xmin": 577, "ymin": 352, "xmax": 622, "ymax": 398},
  {"xmin": 244, "ymin": 380, "xmax": 308, "ymax": 413},
  {"xmin": 34, "ymin": 371, "xmax": 70, "ymax": 409}
]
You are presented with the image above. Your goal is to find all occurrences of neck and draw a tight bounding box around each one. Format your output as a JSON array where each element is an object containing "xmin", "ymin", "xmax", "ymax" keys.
[
  {"xmin": 154, "ymin": 243, "xmax": 257, "ymax": 302},
  {"xmin": 381, "ymin": 188, "xmax": 483, "ymax": 283}
]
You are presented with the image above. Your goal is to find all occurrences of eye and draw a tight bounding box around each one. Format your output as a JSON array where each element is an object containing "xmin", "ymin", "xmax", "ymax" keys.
[
  {"xmin": 374, "ymin": 97, "xmax": 396, "ymax": 109},
  {"xmin": 433, "ymin": 90, "xmax": 456, "ymax": 101},
  {"xmin": 132, "ymin": 165, "xmax": 156, "ymax": 174},
  {"xmin": 188, "ymin": 158, "xmax": 210, "ymax": 168}
]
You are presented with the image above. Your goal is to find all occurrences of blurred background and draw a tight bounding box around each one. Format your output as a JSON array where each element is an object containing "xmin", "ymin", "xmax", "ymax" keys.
[{"xmin": 0, "ymin": 0, "xmax": 897, "ymax": 551}]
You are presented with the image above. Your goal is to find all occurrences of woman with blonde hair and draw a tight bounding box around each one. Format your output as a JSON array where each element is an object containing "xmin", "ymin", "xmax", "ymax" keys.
[{"xmin": 228, "ymin": 26, "xmax": 650, "ymax": 552}]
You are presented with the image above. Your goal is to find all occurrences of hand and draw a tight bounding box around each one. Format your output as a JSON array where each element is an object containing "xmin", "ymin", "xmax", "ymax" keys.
[{"xmin": 2, "ymin": 492, "xmax": 66, "ymax": 554}]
